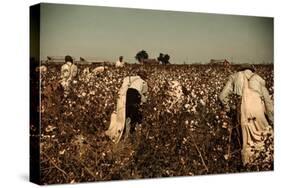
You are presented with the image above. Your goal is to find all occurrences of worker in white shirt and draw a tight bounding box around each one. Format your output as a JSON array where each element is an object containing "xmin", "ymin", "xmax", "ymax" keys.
[
  {"xmin": 60, "ymin": 55, "xmax": 78, "ymax": 96},
  {"xmin": 219, "ymin": 65, "xmax": 273, "ymax": 165},
  {"xmin": 115, "ymin": 56, "xmax": 125, "ymax": 68},
  {"xmin": 106, "ymin": 70, "xmax": 148, "ymax": 143},
  {"xmin": 93, "ymin": 65, "xmax": 108, "ymax": 76}
]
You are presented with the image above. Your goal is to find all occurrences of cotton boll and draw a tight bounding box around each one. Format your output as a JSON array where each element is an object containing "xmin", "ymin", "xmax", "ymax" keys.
[
  {"xmin": 200, "ymin": 99, "xmax": 206, "ymax": 106},
  {"xmin": 222, "ymin": 122, "xmax": 228, "ymax": 129}
]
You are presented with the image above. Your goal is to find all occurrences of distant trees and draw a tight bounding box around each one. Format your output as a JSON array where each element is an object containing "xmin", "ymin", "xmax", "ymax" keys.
[
  {"xmin": 157, "ymin": 53, "xmax": 170, "ymax": 65},
  {"xmin": 157, "ymin": 53, "xmax": 164, "ymax": 63},
  {"xmin": 135, "ymin": 50, "xmax": 149, "ymax": 63},
  {"xmin": 135, "ymin": 50, "xmax": 171, "ymax": 64}
]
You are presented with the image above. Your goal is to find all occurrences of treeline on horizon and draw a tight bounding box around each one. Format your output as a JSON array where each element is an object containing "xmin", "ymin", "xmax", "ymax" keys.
[
  {"xmin": 38, "ymin": 50, "xmax": 273, "ymax": 65},
  {"xmin": 39, "ymin": 59, "xmax": 274, "ymax": 65}
]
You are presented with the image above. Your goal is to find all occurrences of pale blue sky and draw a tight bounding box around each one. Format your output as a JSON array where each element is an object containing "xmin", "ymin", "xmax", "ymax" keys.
[{"xmin": 40, "ymin": 3, "xmax": 273, "ymax": 64}]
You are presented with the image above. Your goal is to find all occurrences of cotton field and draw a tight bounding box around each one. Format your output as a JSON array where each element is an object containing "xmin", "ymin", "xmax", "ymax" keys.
[{"xmin": 36, "ymin": 63, "xmax": 273, "ymax": 184}]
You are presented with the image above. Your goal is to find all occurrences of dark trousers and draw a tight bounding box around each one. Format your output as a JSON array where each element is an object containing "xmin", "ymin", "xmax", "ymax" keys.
[{"xmin": 126, "ymin": 88, "xmax": 142, "ymax": 133}]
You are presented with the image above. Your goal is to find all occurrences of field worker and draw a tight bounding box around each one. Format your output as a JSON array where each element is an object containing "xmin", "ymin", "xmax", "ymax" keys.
[
  {"xmin": 93, "ymin": 65, "xmax": 108, "ymax": 76},
  {"xmin": 115, "ymin": 56, "xmax": 125, "ymax": 68},
  {"xmin": 106, "ymin": 70, "xmax": 148, "ymax": 143},
  {"xmin": 80, "ymin": 67, "xmax": 92, "ymax": 82},
  {"xmin": 60, "ymin": 55, "xmax": 78, "ymax": 96},
  {"xmin": 219, "ymin": 65, "xmax": 273, "ymax": 165},
  {"xmin": 35, "ymin": 65, "xmax": 47, "ymax": 73}
]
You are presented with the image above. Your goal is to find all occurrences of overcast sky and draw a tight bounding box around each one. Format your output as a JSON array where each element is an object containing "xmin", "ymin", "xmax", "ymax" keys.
[{"xmin": 40, "ymin": 3, "xmax": 273, "ymax": 64}]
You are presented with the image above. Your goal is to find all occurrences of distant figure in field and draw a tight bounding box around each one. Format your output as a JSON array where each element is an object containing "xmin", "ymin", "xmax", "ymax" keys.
[
  {"xmin": 60, "ymin": 55, "xmax": 78, "ymax": 96},
  {"xmin": 115, "ymin": 56, "xmax": 125, "ymax": 68},
  {"xmin": 105, "ymin": 70, "xmax": 148, "ymax": 143},
  {"xmin": 93, "ymin": 65, "xmax": 108, "ymax": 76},
  {"xmin": 35, "ymin": 65, "xmax": 47, "ymax": 73},
  {"xmin": 219, "ymin": 65, "xmax": 273, "ymax": 165}
]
